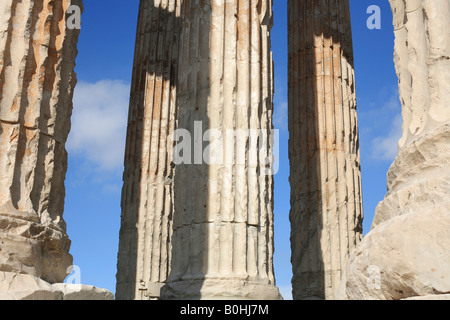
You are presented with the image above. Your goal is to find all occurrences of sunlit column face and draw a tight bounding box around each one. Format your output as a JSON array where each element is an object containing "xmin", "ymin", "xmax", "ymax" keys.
[
  {"xmin": 159, "ymin": 0, "xmax": 282, "ymax": 300},
  {"xmin": 0, "ymin": 0, "xmax": 82, "ymax": 283}
]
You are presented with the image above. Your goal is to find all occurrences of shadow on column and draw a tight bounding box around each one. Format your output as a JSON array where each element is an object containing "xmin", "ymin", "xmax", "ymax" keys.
[
  {"xmin": 288, "ymin": 0, "xmax": 362, "ymax": 300},
  {"xmin": 161, "ymin": 0, "xmax": 279, "ymax": 300},
  {"xmin": 160, "ymin": 0, "xmax": 212, "ymax": 300},
  {"xmin": 116, "ymin": 0, "xmax": 183, "ymax": 300},
  {"xmin": 115, "ymin": 0, "xmax": 212, "ymax": 300},
  {"xmin": 119, "ymin": 0, "xmax": 278, "ymax": 300}
]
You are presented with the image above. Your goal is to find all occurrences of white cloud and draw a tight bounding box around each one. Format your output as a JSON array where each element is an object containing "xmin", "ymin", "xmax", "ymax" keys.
[
  {"xmin": 371, "ymin": 112, "xmax": 403, "ymax": 161},
  {"xmin": 68, "ymin": 80, "xmax": 130, "ymax": 171},
  {"xmin": 383, "ymin": 91, "xmax": 402, "ymax": 111},
  {"xmin": 357, "ymin": 86, "xmax": 403, "ymax": 162}
]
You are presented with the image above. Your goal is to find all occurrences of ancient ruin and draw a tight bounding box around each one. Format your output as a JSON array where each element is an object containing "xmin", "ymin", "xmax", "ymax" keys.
[
  {"xmin": 0, "ymin": 0, "xmax": 449, "ymax": 300},
  {"xmin": 159, "ymin": 0, "xmax": 281, "ymax": 300},
  {"xmin": 288, "ymin": 0, "xmax": 363, "ymax": 300},
  {"xmin": 115, "ymin": 0, "xmax": 181, "ymax": 300},
  {"xmin": 337, "ymin": 0, "xmax": 450, "ymax": 300},
  {"xmin": 0, "ymin": 0, "xmax": 112, "ymax": 299}
]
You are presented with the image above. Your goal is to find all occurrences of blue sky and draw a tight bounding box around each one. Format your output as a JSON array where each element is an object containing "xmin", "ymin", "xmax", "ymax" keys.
[{"xmin": 63, "ymin": 0, "xmax": 401, "ymax": 299}]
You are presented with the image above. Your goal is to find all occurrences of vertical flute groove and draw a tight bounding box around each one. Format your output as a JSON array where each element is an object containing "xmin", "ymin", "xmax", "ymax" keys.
[
  {"xmin": 288, "ymin": 0, "xmax": 363, "ymax": 300},
  {"xmin": 116, "ymin": 0, "xmax": 181, "ymax": 300},
  {"xmin": 162, "ymin": 0, "xmax": 281, "ymax": 300},
  {"xmin": 0, "ymin": 0, "xmax": 82, "ymax": 284}
]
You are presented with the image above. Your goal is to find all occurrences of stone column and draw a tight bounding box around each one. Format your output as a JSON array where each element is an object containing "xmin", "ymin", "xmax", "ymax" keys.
[
  {"xmin": 288, "ymin": 0, "xmax": 363, "ymax": 300},
  {"xmin": 337, "ymin": 0, "xmax": 450, "ymax": 300},
  {"xmin": 116, "ymin": 0, "xmax": 181, "ymax": 300},
  {"xmin": 373, "ymin": 0, "xmax": 450, "ymax": 227},
  {"xmin": 0, "ymin": 0, "xmax": 82, "ymax": 284},
  {"xmin": 160, "ymin": 0, "xmax": 281, "ymax": 300}
]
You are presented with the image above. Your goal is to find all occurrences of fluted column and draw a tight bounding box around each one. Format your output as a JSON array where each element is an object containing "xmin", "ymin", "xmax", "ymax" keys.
[
  {"xmin": 0, "ymin": 0, "xmax": 82, "ymax": 283},
  {"xmin": 374, "ymin": 0, "xmax": 450, "ymax": 226},
  {"xmin": 336, "ymin": 0, "xmax": 450, "ymax": 300},
  {"xmin": 288, "ymin": 0, "xmax": 363, "ymax": 300},
  {"xmin": 160, "ymin": 0, "xmax": 281, "ymax": 300},
  {"xmin": 116, "ymin": 0, "xmax": 181, "ymax": 300}
]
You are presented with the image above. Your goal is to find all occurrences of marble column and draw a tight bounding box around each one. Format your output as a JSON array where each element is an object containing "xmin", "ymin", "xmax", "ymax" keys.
[
  {"xmin": 337, "ymin": 0, "xmax": 450, "ymax": 300},
  {"xmin": 288, "ymin": 0, "xmax": 363, "ymax": 300},
  {"xmin": 0, "ymin": 0, "xmax": 82, "ymax": 283},
  {"xmin": 160, "ymin": 0, "xmax": 281, "ymax": 300},
  {"xmin": 373, "ymin": 0, "xmax": 450, "ymax": 227},
  {"xmin": 116, "ymin": 0, "xmax": 181, "ymax": 300}
]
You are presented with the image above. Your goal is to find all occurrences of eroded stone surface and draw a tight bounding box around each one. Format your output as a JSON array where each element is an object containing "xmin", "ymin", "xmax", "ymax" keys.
[
  {"xmin": 160, "ymin": 0, "xmax": 281, "ymax": 300},
  {"xmin": 0, "ymin": 272, "xmax": 62, "ymax": 300},
  {"xmin": 376, "ymin": 0, "xmax": 450, "ymax": 228},
  {"xmin": 402, "ymin": 294, "xmax": 450, "ymax": 301},
  {"xmin": 0, "ymin": 272, "xmax": 113, "ymax": 300},
  {"xmin": 115, "ymin": 0, "xmax": 180, "ymax": 301},
  {"xmin": 373, "ymin": 125, "xmax": 450, "ymax": 228},
  {"xmin": 288, "ymin": 0, "xmax": 363, "ymax": 300},
  {"xmin": 338, "ymin": 202, "xmax": 450, "ymax": 300},
  {"xmin": 52, "ymin": 283, "xmax": 114, "ymax": 300},
  {"xmin": 0, "ymin": 0, "xmax": 82, "ymax": 283},
  {"xmin": 338, "ymin": 0, "xmax": 450, "ymax": 300}
]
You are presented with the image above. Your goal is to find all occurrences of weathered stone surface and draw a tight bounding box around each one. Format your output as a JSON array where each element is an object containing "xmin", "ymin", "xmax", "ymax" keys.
[
  {"xmin": 0, "ymin": 272, "xmax": 62, "ymax": 300},
  {"xmin": 373, "ymin": 125, "xmax": 450, "ymax": 228},
  {"xmin": 0, "ymin": 272, "xmax": 113, "ymax": 300},
  {"xmin": 0, "ymin": 0, "xmax": 111, "ymax": 302},
  {"xmin": 52, "ymin": 283, "xmax": 114, "ymax": 300},
  {"xmin": 288, "ymin": 0, "xmax": 363, "ymax": 300},
  {"xmin": 337, "ymin": 202, "xmax": 450, "ymax": 300},
  {"xmin": 162, "ymin": 279, "xmax": 282, "ymax": 301},
  {"xmin": 402, "ymin": 294, "xmax": 450, "ymax": 300},
  {"xmin": 160, "ymin": 0, "xmax": 281, "ymax": 300},
  {"xmin": 374, "ymin": 0, "xmax": 450, "ymax": 227},
  {"xmin": 338, "ymin": 0, "xmax": 450, "ymax": 300},
  {"xmin": 0, "ymin": 0, "xmax": 82, "ymax": 283},
  {"xmin": 116, "ymin": 0, "xmax": 181, "ymax": 300},
  {"xmin": 0, "ymin": 214, "xmax": 72, "ymax": 283},
  {"xmin": 389, "ymin": 0, "xmax": 450, "ymax": 152}
]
